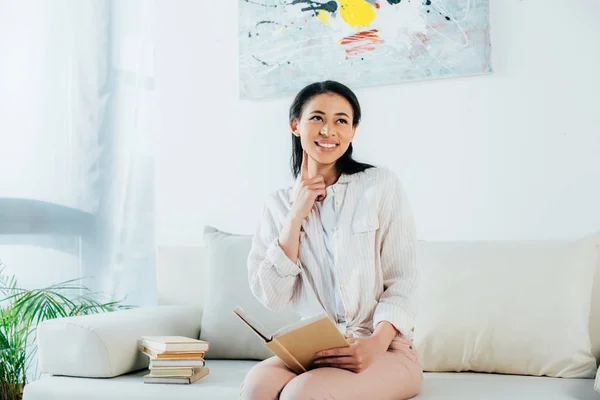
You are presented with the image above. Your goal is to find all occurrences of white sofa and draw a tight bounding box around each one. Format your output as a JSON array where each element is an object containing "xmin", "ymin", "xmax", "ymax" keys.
[{"xmin": 24, "ymin": 228, "xmax": 600, "ymax": 399}]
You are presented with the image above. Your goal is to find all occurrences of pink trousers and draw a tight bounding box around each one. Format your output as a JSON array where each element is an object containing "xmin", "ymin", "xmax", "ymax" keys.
[{"xmin": 240, "ymin": 337, "xmax": 423, "ymax": 400}]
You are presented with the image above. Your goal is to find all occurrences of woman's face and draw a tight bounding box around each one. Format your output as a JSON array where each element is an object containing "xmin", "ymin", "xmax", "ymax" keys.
[{"xmin": 291, "ymin": 92, "xmax": 357, "ymax": 167}]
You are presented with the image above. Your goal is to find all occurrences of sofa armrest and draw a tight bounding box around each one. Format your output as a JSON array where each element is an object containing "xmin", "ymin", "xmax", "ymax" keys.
[{"xmin": 37, "ymin": 305, "xmax": 202, "ymax": 378}]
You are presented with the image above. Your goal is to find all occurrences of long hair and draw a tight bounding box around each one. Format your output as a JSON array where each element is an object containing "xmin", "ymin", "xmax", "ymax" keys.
[{"xmin": 289, "ymin": 80, "xmax": 374, "ymax": 178}]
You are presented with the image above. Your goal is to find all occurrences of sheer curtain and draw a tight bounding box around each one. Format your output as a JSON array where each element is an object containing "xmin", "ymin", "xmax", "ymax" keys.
[{"xmin": 0, "ymin": 0, "xmax": 156, "ymax": 306}]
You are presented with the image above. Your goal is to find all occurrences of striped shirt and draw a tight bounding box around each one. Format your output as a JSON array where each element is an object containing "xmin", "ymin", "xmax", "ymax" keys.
[
  {"xmin": 247, "ymin": 167, "xmax": 418, "ymax": 340},
  {"xmin": 314, "ymin": 185, "xmax": 347, "ymax": 330}
]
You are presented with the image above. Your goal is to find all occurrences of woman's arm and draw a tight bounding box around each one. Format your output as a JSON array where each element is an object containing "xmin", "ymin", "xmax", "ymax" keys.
[
  {"xmin": 372, "ymin": 172, "xmax": 419, "ymax": 341},
  {"xmin": 248, "ymin": 152, "xmax": 326, "ymax": 311},
  {"xmin": 247, "ymin": 204, "xmax": 303, "ymax": 311},
  {"xmin": 277, "ymin": 211, "xmax": 304, "ymax": 264}
]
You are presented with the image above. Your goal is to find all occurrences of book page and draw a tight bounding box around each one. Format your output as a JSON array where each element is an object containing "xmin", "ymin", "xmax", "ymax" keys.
[
  {"xmin": 272, "ymin": 312, "xmax": 329, "ymax": 338},
  {"xmin": 232, "ymin": 306, "xmax": 273, "ymax": 341}
]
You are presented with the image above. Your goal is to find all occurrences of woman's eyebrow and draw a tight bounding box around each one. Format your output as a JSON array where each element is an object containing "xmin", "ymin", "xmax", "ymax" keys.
[{"xmin": 308, "ymin": 110, "xmax": 350, "ymax": 118}]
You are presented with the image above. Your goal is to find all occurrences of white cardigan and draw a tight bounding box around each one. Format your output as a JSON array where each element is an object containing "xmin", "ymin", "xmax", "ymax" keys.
[{"xmin": 247, "ymin": 167, "xmax": 419, "ymax": 340}]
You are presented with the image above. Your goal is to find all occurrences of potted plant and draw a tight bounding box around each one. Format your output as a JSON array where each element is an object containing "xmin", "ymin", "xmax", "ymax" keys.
[{"xmin": 0, "ymin": 260, "xmax": 132, "ymax": 400}]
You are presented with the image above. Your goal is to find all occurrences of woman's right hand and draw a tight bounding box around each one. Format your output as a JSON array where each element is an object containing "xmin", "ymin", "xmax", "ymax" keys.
[{"xmin": 290, "ymin": 151, "xmax": 326, "ymax": 222}]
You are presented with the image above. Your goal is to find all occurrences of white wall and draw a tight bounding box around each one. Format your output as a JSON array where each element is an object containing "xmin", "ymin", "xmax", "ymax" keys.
[{"xmin": 155, "ymin": 0, "xmax": 600, "ymax": 246}]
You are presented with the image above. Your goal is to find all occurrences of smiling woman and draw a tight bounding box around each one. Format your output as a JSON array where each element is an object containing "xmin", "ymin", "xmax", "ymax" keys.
[{"xmin": 241, "ymin": 81, "xmax": 423, "ymax": 399}]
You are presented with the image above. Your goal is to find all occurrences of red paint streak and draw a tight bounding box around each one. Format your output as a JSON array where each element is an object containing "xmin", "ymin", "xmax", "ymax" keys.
[
  {"xmin": 345, "ymin": 44, "xmax": 378, "ymax": 57},
  {"xmin": 374, "ymin": 2, "xmax": 380, "ymax": 8},
  {"xmin": 414, "ymin": 32, "xmax": 430, "ymax": 46},
  {"xmin": 339, "ymin": 29, "xmax": 381, "ymax": 45},
  {"xmin": 339, "ymin": 29, "xmax": 384, "ymax": 58}
]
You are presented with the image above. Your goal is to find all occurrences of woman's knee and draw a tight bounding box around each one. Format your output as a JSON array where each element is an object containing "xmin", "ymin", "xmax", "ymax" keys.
[
  {"xmin": 240, "ymin": 377, "xmax": 279, "ymax": 400},
  {"xmin": 280, "ymin": 372, "xmax": 331, "ymax": 400},
  {"xmin": 240, "ymin": 358, "xmax": 296, "ymax": 400}
]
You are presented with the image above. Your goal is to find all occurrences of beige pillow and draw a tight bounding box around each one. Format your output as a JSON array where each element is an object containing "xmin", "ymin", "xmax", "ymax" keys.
[
  {"xmin": 414, "ymin": 236, "xmax": 598, "ymax": 378},
  {"xmin": 200, "ymin": 226, "xmax": 299, "ymax": 360}
]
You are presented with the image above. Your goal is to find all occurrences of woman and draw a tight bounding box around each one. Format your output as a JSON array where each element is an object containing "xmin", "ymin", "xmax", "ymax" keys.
[{"xmin": 241, "ymin": 80, "xmax": 422, "ymax": 400}]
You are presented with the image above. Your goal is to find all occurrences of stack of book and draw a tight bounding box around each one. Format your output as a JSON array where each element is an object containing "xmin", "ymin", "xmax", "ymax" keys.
[{"xmin": 140, "ymin": 335, "xmax": 210, "ymax": 384}]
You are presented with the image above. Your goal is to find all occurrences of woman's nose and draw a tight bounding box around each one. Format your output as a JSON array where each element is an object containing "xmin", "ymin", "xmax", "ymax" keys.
[{"xmin": 320, "ymin": 124, "xmax": 336, "ymax": 136}]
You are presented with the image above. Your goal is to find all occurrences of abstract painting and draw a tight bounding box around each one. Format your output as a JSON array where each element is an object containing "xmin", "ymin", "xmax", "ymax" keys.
[{"xmin": 239, "ymin": 0, "xmax": 492, "ymax": 99}]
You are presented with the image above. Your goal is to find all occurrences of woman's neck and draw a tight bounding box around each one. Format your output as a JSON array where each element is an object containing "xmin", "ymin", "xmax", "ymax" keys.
[{"xmin": 309, "ymin": 161, "xmax": 339, "ymax": 187}]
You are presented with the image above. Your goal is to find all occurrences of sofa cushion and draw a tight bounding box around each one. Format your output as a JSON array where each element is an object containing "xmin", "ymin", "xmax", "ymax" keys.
[
  {"xmin": 23, "ymin": 360, "xmax": 258, "ymax": 400},
  {"xmin": 414, "ymin": 236, "xmax": 598, "ymax": 378},
  {"xmin": 199, "ymin": 226, "xmax": 299, "ymax": 360},
  {"xmin": 23, "ymin": 363, "xmax": 600, "ymax": 400},
  {"xmin": 37, "ymin": 306, "xmax": 202, "ymax": 378}
]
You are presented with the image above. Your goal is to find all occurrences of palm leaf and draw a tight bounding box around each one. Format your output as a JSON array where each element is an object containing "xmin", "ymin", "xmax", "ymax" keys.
[
  {"xmin": 0, "ymin": 264, "xmax": 134, "ymax": 395},
  {"xmin": 0, "ymin": 264, "xmax": 18, "ymax": 299}
]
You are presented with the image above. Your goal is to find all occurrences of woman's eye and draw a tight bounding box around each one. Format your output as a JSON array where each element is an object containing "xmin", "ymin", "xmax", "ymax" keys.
[
  {"xmin": 310, "ymin": 116, "xmax": 323, "ymax": 121},
  {"xmin": 337, "ymin": 119, "xmax": 348, "ymax": 124}
]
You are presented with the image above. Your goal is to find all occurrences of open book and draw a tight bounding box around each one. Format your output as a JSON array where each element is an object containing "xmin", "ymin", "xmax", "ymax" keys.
[{"xmin": 233, "ymin": 306, "xmax": 349, "ymax": 374}]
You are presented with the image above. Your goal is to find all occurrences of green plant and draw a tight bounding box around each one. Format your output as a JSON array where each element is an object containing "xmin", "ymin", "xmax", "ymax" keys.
[{"xmin": 0, "ymin": 260, "xmax": 133, "ymax": 400}]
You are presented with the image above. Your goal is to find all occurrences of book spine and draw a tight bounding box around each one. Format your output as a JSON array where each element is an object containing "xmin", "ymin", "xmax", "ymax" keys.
[{"xmin": 265, "ymin": 338, "xmax": 306, "ymax": 374}]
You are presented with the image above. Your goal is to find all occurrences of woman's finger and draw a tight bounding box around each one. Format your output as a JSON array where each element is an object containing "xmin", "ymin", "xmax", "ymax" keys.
[
  {"xmin": 316, "ymin": 346, "xmax": 353, "ymax": 358},
  {"xmin": 302, "ymin": 175, "xmax": 324, "ymax": 185},
  {"xmin": 311, "ymin": 175, "xmax": 325, "ymax": 183},
  {"xmin": 314, "ymin": 356, "xmax": 354, "ymax": 365},
  {"xmin": 301, "ymin": 150, "xmax": 309, "ymax": 180},
  {"xmin": 315, "ymin": 363, "xmax": 358, "ymax": 371},
  {"xmin": 313, "ymin": 189, "xmax": 327, "ymax": 201},
  {"xmin": 305, "ymin": 183, "xmax": 326, "ymax": 191}
]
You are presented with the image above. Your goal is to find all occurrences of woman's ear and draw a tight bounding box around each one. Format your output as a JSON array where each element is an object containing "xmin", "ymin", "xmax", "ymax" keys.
[{"xmin": 290, "ymin": 119, "xmax": 300, "ymax": 137}]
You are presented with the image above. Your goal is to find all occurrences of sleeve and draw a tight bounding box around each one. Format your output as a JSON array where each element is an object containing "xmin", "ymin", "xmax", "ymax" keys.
[
  {"xmin": 247, "ymin": 201, "xmax": 302, "ymax": 311},
  {"xmin": 372, "ymin": 173, "xmax": 419, "ymax": 339}
]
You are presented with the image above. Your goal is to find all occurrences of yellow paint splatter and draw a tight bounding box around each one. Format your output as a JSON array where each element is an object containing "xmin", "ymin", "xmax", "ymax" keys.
[
  {"xmin": 338, "ymin": 0, "xmax": 376, "ymax": 30},
  {"xmin": 279, "ymin": 28, "xmax": 285, "ymax": 35},
  {"xmin": 317, "ymin": 10, "xmax": 329, "ymax": 25}
]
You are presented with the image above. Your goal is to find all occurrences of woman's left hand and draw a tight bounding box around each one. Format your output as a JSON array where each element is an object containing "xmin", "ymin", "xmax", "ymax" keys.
[{"xmin": 313, "ymin": 336, "xmax": 388, "ymax": 373}]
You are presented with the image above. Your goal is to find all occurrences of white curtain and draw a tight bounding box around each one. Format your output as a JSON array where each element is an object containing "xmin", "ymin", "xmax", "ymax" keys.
[{"xmin": 0, "ymin": 0, "xmax": 156, "ymax": 306}]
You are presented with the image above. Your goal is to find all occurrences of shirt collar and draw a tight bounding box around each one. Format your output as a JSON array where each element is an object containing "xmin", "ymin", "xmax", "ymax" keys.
[{"xmin": 288, "ymin": 173, "xmax": 355, "ymax": 204}]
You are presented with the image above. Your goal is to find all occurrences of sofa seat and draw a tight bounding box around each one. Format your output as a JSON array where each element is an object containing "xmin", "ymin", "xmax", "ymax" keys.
[
  {"xmin": 24, "ymin": 360, "xmax": 256, "ymax": 400},
  {"xmin": 23, "ymin": 359, "xmax": 598, "ymax": 400}
]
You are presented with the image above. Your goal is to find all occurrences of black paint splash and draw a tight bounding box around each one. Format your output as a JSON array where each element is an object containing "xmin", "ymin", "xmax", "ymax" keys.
[
  {"xmin": 257, "ymin": 20, "xmax": 277, "ymax": 26},
  {"xmin": 244, "ymin": 0, "xmax": 278, "ymax": 7},
  {"xmin": 387, "ymin": 0, "xmax": 401, "ymax": 4},
  {"xmin": 291, "ymin": 0, "xmax": 337, "ymax": 15},
  {"xmin": 252, "ymin": 55, "xmax": 290, "ymax": 68},
  {"xmin": 248, "ymin": 20, "xmax": 284, "ymax": 38},
  {"xmin": 252, "ymin": 55, "xmax": 269, "ymax": 66},
  {"xmin": 420, "ymin": 0, "xmax": 451, "ymax": 22}
]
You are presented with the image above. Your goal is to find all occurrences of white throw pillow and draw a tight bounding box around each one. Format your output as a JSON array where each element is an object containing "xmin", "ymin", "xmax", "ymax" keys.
[
  {"xmin": 414, "ymin": 236, "xmax": 598, "ymax": 378},
  {"xmin": 200, "ymin": 226, "xmax": 299, "ymax": 360},
  {"xmin": 37, "ymin": 306, "xmax": 202, "ymax": 377}
]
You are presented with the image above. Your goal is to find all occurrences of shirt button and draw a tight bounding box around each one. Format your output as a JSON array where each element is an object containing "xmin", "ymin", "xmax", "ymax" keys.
[{"xmin": 336, "ymin": 200, "xmax": 341, "ymax": 206}]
